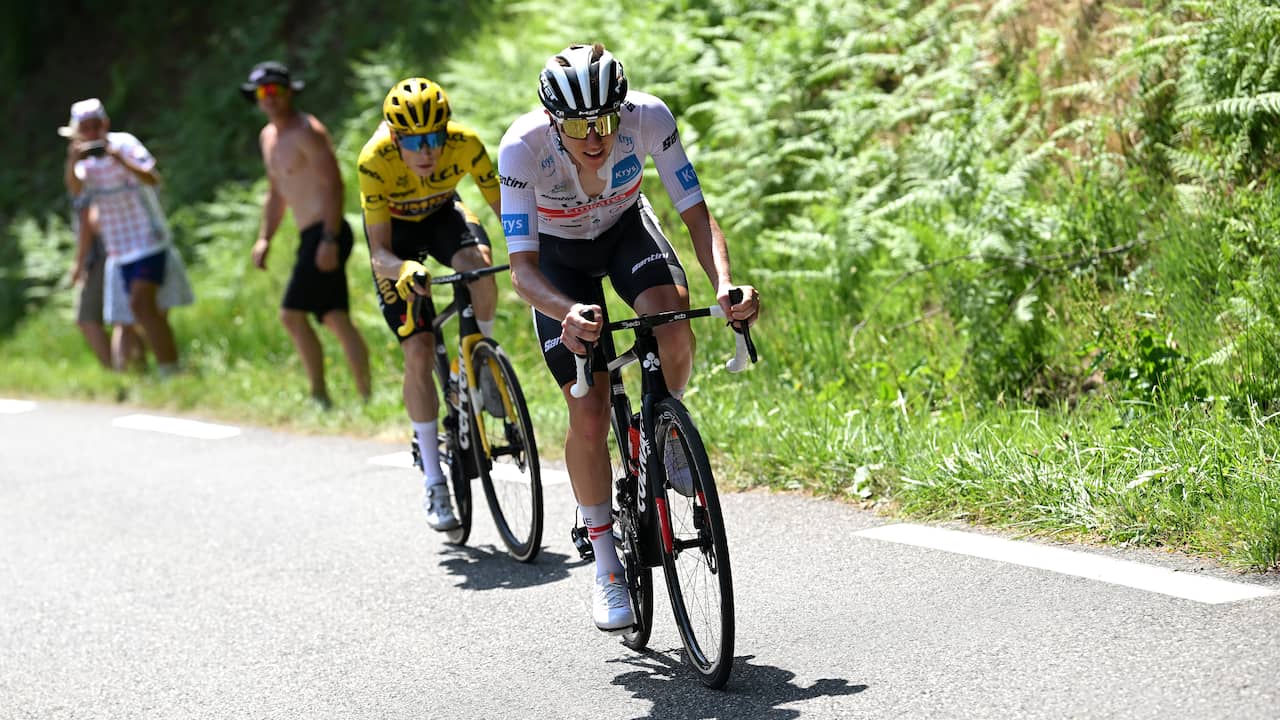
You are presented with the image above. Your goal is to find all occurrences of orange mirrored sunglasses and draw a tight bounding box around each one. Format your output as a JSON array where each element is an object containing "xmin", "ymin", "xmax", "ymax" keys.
[{"xmin": 254, "ymin": 83, "xmax": 286, "ymax": 100}]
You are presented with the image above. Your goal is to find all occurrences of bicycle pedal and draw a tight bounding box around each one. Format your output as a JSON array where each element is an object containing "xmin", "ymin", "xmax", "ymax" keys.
[{"xmin": 570, "ymin": 525, "xmax": 594, "ymax": 560}]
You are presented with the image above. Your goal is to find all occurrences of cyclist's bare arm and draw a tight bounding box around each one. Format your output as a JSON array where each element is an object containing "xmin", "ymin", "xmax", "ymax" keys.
[
  {"xmin": 509, "ymin": 250, "xmax": 600, "ymax": 354},
  {"xmin": 366, "ymin": 218, "xmax": 409, "ymax": 282},
  {"xmin": 679, "ymin": 201, "xmax": 759, "ymax": 326}
]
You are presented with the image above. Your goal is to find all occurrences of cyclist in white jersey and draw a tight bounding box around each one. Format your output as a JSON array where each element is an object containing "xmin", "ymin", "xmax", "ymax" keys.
[{"xmin": 498, "ymin": 43, "xmax": 760, "ymax": 633}]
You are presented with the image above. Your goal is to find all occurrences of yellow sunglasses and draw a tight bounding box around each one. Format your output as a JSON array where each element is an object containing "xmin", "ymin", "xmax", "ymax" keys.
[{"xmin": 558, "ymin": 113, "xmax": 620, "ymax": 139}]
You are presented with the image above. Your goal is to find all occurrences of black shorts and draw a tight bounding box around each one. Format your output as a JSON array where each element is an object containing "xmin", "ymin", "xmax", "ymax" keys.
[
  {"xmin": 366, "ymin": 200, "xmax": 491, "ymax": 340},
  {"xmin": 534, "ymin": 195, "xmax": 688, "ymax": 387},
  {"xmin": 282, "ymin": 220, "xmax": 354, "ymax": 321}
]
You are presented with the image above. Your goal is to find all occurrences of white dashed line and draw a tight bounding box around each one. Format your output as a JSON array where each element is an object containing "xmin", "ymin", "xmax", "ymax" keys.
[
  {"xmin": 368, "ymin": 451, "xmax": 415, "ymax": 468},
  {"xmin": 112, "ymin": 414, "xmax": 241, "ymax": 439},
  {"xmin": 0, "ymin": 399, "xmax": 37, "ymax": 414},
  {"xmin": 855, "ymin": 523, "xmax": 1274, "ymax": 605},
  {"xmin": 367, "ymin": 451, "xmax": 570, "ymax": 485}
]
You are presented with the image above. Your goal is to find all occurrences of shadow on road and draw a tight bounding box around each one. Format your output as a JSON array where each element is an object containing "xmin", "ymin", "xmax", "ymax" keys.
[
  {"xmin": 439, "ymin": 544, "xmax": 581, "ymax": 591},
  {"xmin": 608, "ymin": 651, "xmax": 868, "ymax": 719}
]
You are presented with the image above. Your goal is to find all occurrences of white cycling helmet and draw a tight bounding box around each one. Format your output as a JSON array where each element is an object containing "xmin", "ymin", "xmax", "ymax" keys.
[{"xmin": 537, "ymin": 43, "xmax": 628, "ymax": 120}]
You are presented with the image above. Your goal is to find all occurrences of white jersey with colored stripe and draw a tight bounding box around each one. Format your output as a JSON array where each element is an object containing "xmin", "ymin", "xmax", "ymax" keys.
[{"xmin": 497, "ymin": 91, "xmax": 704, "ymax": 254}]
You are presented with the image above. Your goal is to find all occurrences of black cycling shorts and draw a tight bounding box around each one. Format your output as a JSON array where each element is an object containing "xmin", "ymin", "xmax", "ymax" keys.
[
  {"xmin": 534, "ymin": 195, "xmax": 688, "ymax": 387},
  {"xmin": 365, "ymin": 200, "xmax": 491, "ymax": 340}
]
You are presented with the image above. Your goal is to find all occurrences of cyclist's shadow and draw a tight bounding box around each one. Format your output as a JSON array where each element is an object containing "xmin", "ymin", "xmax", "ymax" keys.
[
  {"xmin": 608, "ymin": 652, "xmax": 868, "ymax": 720},
  {"xmin": 438, "ymin": 545, "xmax": 578, "ymax": 591}
]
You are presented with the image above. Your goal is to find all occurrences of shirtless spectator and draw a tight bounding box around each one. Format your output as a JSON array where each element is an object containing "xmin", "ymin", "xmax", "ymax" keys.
[{"xmin": 242, "ymin": 61, "xmax": 371, "ymax": 406}]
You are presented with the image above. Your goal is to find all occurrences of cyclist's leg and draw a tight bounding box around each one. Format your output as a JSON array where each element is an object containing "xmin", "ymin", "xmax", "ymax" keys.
[
  {"xmin": 445, "ymin": 199, "xmax": 497, "ymax": 336},
  {"xmin": 367, "ymin": 216, "xmax": 456, "ymax": 529},
  {"xmin": 609, "ymin": 196, "xmax": 693, "ymax": 396}
]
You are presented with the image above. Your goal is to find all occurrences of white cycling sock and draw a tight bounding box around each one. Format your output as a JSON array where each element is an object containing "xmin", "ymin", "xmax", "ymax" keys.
[
  {"xmin": 672, "ymin": 386, "xmax": 685, "ymax": 401},
  {"xmin": 478, "ymin": 319, "xmax": 494, "ymax": 338},
  {"xmin": 412, "ymin": 420, "xmax": 445, "ymax": 485},
  {"xmin": 581, "ymin": 502, "xmax": 624, "ymax": 578}
]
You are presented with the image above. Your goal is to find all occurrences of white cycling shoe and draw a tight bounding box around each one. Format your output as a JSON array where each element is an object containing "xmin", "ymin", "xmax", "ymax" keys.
[
  {"xmin": 424, "ymin": 483, "xmax": 461, "ymax": 531},
  {"xmin": 592, "ymin": 573, "xmax": 636, "ymax": 633}
]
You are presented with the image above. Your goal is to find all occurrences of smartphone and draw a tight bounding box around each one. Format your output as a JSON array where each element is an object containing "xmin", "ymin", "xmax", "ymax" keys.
[{"xmin": 82, "ymin": 140, "xmax": 107, "ymax": 158}]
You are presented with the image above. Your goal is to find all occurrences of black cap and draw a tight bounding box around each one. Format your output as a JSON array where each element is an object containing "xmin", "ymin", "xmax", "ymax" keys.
[{"xmin": 240, "ymin": 61, "xmax": 305, "ymax": 102}]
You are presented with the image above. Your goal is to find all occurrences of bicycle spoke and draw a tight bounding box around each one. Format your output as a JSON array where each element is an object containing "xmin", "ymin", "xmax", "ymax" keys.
[{"xmin": 472, "ymin": 340, "xmax": 543, "ymax": 562}]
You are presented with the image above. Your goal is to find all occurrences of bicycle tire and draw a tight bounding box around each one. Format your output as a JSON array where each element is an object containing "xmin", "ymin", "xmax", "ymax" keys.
[
  {"xmin": 443, "ymin": 425, "xmax": 473, "ymax": 546},
  {"xmin": 470, "ymin": 338, "xmax": 543, "ymax": 562},
  {"xmin": 653, "ymin": 397, "xmax": 735, "ymax": 688},
  {"xmin": 616, "ymin": 505, "xmax": 654, "ymax": 650}
]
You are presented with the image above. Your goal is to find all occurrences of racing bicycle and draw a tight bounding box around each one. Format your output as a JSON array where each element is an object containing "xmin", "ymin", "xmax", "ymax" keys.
[
  {"xmin": 400, "ymin": 264, "xmax": 543, "ymax": 562},
  {"xmin": 569, "ymin": 287, "xmax": 757, "ymax": 688}
]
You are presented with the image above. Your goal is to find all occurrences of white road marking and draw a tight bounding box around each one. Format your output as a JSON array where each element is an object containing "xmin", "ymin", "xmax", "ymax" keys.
[
  {"xmin": 856, "ymin": 523, "xmax": 1275, "ymax": 605},
  {"xmin": 367, "ymin": 451, "xmax": 570, "ymax": 485},
  {"xmin": 368, "ymin": 451, "xmax": 415, "ymax": 468},
  {"xmin": 0, "ymin": 399, "xmax": 37, "ymax": 414},
  {"xmin": 112, "ymin": 414, "xmax": 241, "ymax": 440}
]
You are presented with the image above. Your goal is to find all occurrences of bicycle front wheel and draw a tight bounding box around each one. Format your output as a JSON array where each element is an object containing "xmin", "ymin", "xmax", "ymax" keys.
[
  {"xmin": 653, "ymin": 398, "xmax": 734, "ymax": 689},
  {"xmin": 470, "ymin": 338, "xmax": 543, "ymax": 562}
]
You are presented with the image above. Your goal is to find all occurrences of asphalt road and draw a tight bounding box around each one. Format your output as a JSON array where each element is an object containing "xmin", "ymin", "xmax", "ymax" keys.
[{"xmin": 2, "ymin": 401, "xmax": 1278, "ymax": 719}]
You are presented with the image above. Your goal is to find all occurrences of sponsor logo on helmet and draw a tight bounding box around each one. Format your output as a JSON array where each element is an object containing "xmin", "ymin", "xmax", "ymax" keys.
[
  {"xmin": 500, "ymin": 175, "xmax": 528, "ymax": 189},
  {"xmin": 502, "ymin": 213, "xmax": 529, "ymax": 235},
  {"xmin": 611, "ymin": 155, "xmax": 642, "ymax": 188},
  {"xmin": 676, "ymin": 162, "xmax": 699, "ymax": 191}
]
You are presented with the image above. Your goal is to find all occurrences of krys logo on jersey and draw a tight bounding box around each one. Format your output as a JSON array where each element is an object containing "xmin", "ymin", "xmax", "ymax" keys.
[
  {"xmin": 611, "ymin": 155, "xmax": 642, "ymax": 189},
  {"xmin": 502, "ymin": 214, "xmax": 529, "ymax": 236}
]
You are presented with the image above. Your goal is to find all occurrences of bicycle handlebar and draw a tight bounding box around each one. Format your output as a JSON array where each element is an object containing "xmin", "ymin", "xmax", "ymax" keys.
[
  {"xmin": 395, "ymin": 264, "xmax": 512, "ymax": 337},
  {"xmin": 568, "ymin": 288, "xmax": 757, "ymax": 398}
]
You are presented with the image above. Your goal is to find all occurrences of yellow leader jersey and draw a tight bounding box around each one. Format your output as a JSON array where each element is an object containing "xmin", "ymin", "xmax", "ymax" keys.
[{"xmin": 357, "ymin": 121, "xmax": 500, "ymax": 224}]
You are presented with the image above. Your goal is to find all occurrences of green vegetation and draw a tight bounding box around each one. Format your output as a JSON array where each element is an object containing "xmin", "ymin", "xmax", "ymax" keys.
[{"xmin": 3, "ymin": 0, "xmax": 1279, "ymax": 571}]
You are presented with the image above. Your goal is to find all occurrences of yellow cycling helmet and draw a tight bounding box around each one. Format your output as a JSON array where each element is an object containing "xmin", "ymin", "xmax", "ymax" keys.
[{"xmin": 383, "ymin": 77, "xmax": 451, "ymax": 134}]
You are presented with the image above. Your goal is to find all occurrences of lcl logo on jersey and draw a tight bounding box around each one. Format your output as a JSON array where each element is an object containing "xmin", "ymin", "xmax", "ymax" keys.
[{"xmin": 612, "ymin": 155, "xmax": 642, "ymax": 188}]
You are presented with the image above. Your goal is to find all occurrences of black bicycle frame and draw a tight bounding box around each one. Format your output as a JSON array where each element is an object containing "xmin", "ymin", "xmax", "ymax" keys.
[
  {"xmin": 589, "ymin": 299, "xmax": 745, "ymax": 568},
  {"xmin": 406, "ymin": 265, "xmax": 509, "ymax": 480}
]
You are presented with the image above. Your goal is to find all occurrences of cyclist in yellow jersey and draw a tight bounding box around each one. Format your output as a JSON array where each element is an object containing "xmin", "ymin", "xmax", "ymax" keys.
[{"xmin": 357, "ymin": 77, "xmax": 502, "ymax": 532}]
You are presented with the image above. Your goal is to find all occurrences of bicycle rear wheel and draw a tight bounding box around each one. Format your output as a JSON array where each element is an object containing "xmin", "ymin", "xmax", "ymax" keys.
[
  {"xmin": 471, "ymin": 338, "xmax": 543, "ymax": 562},
  {"xmin": 616, "ymin": 505, "xmax": 654, "ymax": 650},
  {"xmin": 653, "ymin": 398, "xmax": 734, "ymax": 688}
]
